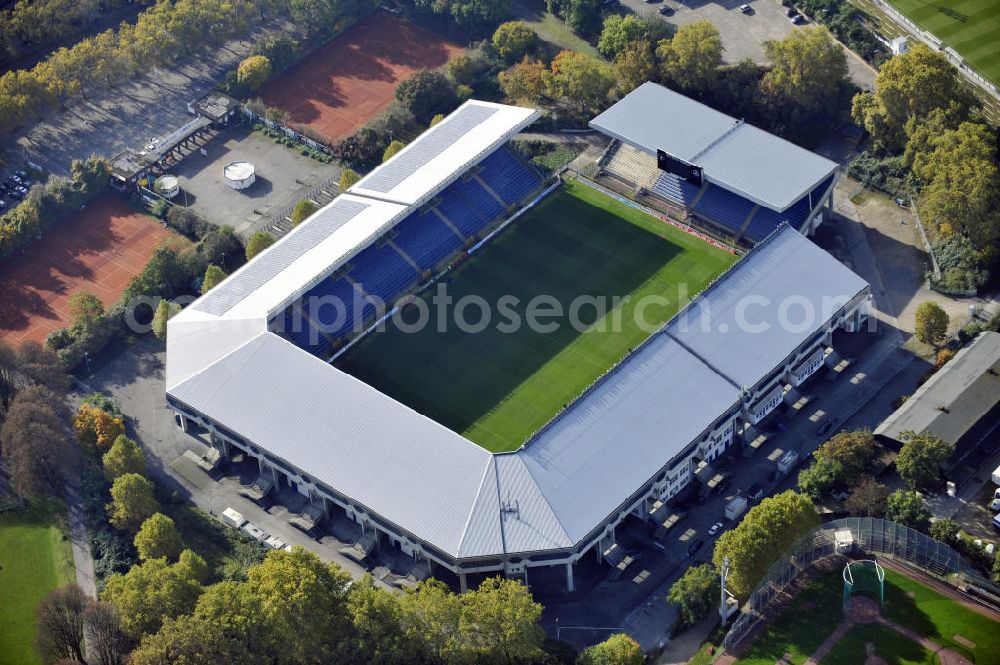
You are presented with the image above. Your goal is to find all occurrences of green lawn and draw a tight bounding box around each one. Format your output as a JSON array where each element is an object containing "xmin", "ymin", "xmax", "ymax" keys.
[
  {"xmin": 821, "ymin": 623, "xmax": 936, "ymax": 665},
  {"xmin": 887, "ymin": 0, "xmax": 1000, "ymax": 85},
  {"xmin": 0, "ymin": 501, "xmax": 76, "ymax": 665},
  {"xmin": 733, "ymin": 567, "xmax": 1000, "ymax": 665},
  {"xmin": 336, "ymin": 180, "xmax": 735, "ymax": 451}
]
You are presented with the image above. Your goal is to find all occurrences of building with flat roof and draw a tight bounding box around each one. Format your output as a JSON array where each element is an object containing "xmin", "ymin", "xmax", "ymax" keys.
[
  {"xmin": 875, "ymin": 332, "xmax": 1000, "ymax": 464},
  {"xmin": 166, "ymin": 100, "xmax": 871, "ymax": 591}
]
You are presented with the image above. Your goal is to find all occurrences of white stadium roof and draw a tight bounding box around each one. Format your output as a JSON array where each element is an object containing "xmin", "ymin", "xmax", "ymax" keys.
[
  {"xmin": 168, "ymin": 100, "xmax": 870, "ymax": 562},
  {"xmin": 589, "ymin": 82, "xmax": 838, "ymax": 212}
]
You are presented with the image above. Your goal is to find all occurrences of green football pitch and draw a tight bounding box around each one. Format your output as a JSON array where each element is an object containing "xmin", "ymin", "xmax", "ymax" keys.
[
  {"xmin": 887, "ymin": 0, "xmax": 1000, "ymax": 85},
  {"xmin": 336, "ymin": 180, "xmax": 735, "ymax": 452}
]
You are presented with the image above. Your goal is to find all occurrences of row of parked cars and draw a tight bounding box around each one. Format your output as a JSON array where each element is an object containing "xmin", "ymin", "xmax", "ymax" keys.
[
  {"xmin": 0, "ymin": 171, "xmax": 32, "ymax": 212},
  {"xmin": 221, "ymin": 506, "xmax": 293, "ymax": 551}
]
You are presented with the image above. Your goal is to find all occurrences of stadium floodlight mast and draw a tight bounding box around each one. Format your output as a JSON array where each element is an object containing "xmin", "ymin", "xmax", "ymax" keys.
[{"xmin": 720, "ymin": 556, "xmax": 731, "ymax": 625}]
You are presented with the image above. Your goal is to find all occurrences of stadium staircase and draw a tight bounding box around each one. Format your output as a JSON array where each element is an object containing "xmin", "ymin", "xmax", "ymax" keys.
[{"xmin": 692, "ymin": 185, "xmax": 756, "ymax": 237}]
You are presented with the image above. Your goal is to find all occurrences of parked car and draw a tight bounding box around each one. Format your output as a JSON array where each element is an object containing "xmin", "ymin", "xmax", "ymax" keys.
[
  {"xmin": 831, "ymin": 489, "xmax": 850, "ymax": 502},
  {"xmin": 786, "ymin": 7, "xmax": 797, "ymax": 16},
  {"xmin": 658, "ymin": 4, "xmax": 673, "ymax": 14},
  {"xmin": 739, "ymin": 4, "xmax": 753, "ymax": 13},
  {"xmin": 989, "ymin": 497, "xmax": 1000, "ymax": 512},
  {"xmin": 707, "ymin": 521, "xmax": 724, "ymax": 536},
  {"xmin": 687, "ymin": 538, "xmax": 705, "ymax": 557},
  {"xmin": 816, "ymin": 418, "xmax": 833, "ymax": 436},
  {"xmin": 791, "ymin": 13, "xmax": 806, "ymax": 24}
]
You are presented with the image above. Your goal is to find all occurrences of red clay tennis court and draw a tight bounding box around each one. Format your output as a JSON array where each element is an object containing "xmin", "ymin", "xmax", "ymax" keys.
[
  {"xmin": 0, "ymin": 197, "xmax": 177, "ymax": 346},
  {"xmin": 261, "ymin": 13, "xmax": 464, "ymax": 141}
]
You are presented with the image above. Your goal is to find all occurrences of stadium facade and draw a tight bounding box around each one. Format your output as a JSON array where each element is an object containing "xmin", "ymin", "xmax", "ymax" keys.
[
  {"xmin": 166, "ymin": 98, "xmax": 872, "ymax": 590},
  {"xmin": 592, "ymin": 82, "xmax": 840, "ymax": 246}
]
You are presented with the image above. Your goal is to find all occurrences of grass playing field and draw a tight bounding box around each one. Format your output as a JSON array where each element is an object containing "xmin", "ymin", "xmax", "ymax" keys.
[
  {"xmin": 887, "ymin": 0, "xmax": 1000, "ymax": 85},
  {"xmin": 0, "ymin": 501, "xmax": 75, "ymax": 665},
  {"xmin": 336, "ymin": 180, "xmax": 735, "ymax": 452},
  {"xmin": 732, "ymin": 567, "xmax": 1000, "ymax": 665}
]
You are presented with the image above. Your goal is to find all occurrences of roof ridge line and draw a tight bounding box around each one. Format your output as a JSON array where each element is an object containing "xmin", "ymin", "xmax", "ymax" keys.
[
  {"xmin": 662, "ymin": 329, "xmax": 741, "ymax": 391},
  {"xmin": 499, "ymin": 455, "xmax": 573, "ymax": 547},
  {"xmin": 688, "ymin": 119, "xmax": 743, "ymax": 163}
]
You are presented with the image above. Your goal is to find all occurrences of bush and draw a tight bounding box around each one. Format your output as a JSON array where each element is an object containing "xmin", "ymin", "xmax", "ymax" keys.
[{"xmin": 847, "ymin": 151, "xmax": 910, "ymax": 196}]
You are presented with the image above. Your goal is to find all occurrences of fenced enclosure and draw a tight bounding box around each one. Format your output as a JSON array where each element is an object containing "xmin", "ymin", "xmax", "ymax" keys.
[
  {"xmin": 721, "ymin": 517, "xmax": 981, "ymax": 651},
  {"xmin": 843, "ymin": 559, "xmax": 885, "ymax": 609}
]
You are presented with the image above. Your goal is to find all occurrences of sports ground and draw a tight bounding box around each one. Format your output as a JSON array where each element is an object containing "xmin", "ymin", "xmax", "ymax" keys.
[
  {"xmin": 337, "ymin": 181, "xmax": 736, "ymax": 452},
  {"xmin": 0, "ymin": 501, "xmax": 75, "ymax": 665},
  {"xmin": 260, "ymin": 13, "xmax": 464, "ymax": 142},
  {"xmin": 0, "ymin": 197, "xmax": 177, "ymax": 346},
  {"xmin": 887, "ymin": 0, "xmax": 1000, "ymax": 85},
  {"xmin": 729, "ymin": 565, "xmax": 1000, "ymax": 665}
]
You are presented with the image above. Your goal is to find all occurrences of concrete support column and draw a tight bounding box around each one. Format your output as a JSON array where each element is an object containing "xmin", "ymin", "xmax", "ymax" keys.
[
  {"xmin": 565, "ymin": 562, "xmax": 575, "ymax": 593},
  {"xmin": 178, "ymin": 413, "xmax": 188, "ymax": 433},
  {"xmin": 459, "ymin": 573, "xmax": 468, "ymax": 593}
]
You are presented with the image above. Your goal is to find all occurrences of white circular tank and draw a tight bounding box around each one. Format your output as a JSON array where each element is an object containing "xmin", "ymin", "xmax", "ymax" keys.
[
  {"xmin": 154, "ymin": 175, "xmax": 180, "ymax": 199},
  {"xmin": 224, "ymin": 161, "xmax": 256, "ymax": 190}
]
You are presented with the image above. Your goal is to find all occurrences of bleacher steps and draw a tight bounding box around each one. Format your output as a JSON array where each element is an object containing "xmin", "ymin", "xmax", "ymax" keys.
[
  {"xmin": 431, "ymin": 207, "xmax": 467, "ymax": 240},
  {"xmin": 387, "ymin": 239, "xmax": 421, "ymax": 272},
  {"xmin": 689, "ymin": 183, "xmax": 710, "ymax": 208},
  {"xmin": 472, "ymin": 173, "xmax": 509, "ymax": 207}
]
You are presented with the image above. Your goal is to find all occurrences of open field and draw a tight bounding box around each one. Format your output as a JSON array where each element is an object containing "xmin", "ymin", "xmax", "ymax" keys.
[
  {"xmin": 0, "ymin": 197, "xmax": 181, "ymax": 346},
  {"xmin": 336, "ymin": 180, "xmax": 735, "ymax": 451},
  {"xmin": 887, "ymin": 0, "xmax": 1000, "ymax": 85},
  {"xmin": 260, "ymin": 13, "xmax": 463, "ymax": 142},
  {"xmin": 732, "ymin": 565, "xmax": 1000, "ymax": 665},
  {"xmin": 0, "ymin": 501, "xmax": 76, "ymax": 665}
]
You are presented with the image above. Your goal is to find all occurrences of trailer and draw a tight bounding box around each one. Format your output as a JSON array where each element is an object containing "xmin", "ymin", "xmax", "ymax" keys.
[
  {"xmin": 777, "ymin": 450, "xmax": 800, "ymax": 476},
  {"xmin": 725, "ymin": 496, "xmax": 748, "ymax": 521},
  {"xmin": 221, "ymin": 507, "xmax": 246, "ymax": 529}
]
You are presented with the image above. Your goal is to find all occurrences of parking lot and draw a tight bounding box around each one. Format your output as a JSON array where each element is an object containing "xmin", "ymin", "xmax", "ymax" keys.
[
  {"xmin": 619, "ymin": 0, "xmax": 875, "ymax": 88},
  {"xmin": 0, "ymin": 170, "xmax": 35, "ymax": 213},
  {"xmin": 169, "ymin": 125, "xmax": 340, "ymax": 236}
]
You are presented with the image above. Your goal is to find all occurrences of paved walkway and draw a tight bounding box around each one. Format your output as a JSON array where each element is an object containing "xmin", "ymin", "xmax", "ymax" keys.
[{"xmin": 64, "ymin": 445, "xmax": 97, "ymax": 598}]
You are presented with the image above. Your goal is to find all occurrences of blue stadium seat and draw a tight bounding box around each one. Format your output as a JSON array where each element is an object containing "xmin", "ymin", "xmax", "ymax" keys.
[
  {"xmin": 693, "ymin": 184, "xmax": 756, "ymax": 235},
  {"xmin": 435, "ymin": 178, "xmax": 504, "ymax": 237},
  {"xmin": 650, "ymin": 172, "xmax": 700, "ymax": 207},
  {"xmin": 744, "ymin": 174, "xmax": 836, "ymax": 242},
  {"xmin": 349, "ymin": 242, "xmax": 419, "ymax": 305},
  {"xmin": 477, "ymin": 148, "xmax": 541, "ymax": 205},
  {"xmin": 392, "ymin": 207, "xmax": 464, "ymax": 271}
]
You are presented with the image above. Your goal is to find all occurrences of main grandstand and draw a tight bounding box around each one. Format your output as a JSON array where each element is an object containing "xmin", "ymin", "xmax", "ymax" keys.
[
  {"xmin": 592, "ymin": 82, "xmax": 839, "ymax": 246},
  {"xmin": 166, "ymin": 99, "xmax": 872, "ymax": 591}
]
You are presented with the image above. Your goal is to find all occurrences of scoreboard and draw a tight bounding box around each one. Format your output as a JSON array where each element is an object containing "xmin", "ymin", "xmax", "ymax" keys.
[{"xmin": 656, "ymin": 149, "xmax": 703, "ymax": 188}]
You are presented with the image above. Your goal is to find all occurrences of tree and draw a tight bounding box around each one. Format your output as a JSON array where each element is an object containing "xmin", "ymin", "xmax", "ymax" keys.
[
  {"xmin": 492, "ymin": 21, "xmax": 538, "ymax": 64},
  {"xmin": 382, "ymin": 139, "xmax": 406, "ymax": 163},
  {"xmin": 929, "ymin": 518, "xmax": 960, "ymax": 546},
  {"xmin": 797, "ymin": 457, "xmax": 843, "ymax": 500},
  {"xmin": 201, "ymin": 264, "xmax": 227, "ymax": 294},
  {"xmin": 398, "ymin": 579, "xmax": 464, "ymax": 663},
  {"xmin": 34, "ymin": 584, "xmax": 87, "ymax": 664},
  {"xmin": 198, "ymin": 225, "xmax": 242, "ymax": 271},
  {"xmin": 499, "ymin": 58, "xmax": 549, "ymax": 103},
  {"xmin": 396, "ymin": 70, "xmax": 457, "ymax": 124},
  {"xmin": 813, "ymin": 430, "xmax": 878, "ymax": 483},
  {"xmin": 657, "ymin": 21, "xmax": 723, "ymax": 94},
  {"xmin": 102, "ymin": 434, "xmax": 145, "ymax": 481},
  {"xmin": 914, "ymin": 301, "xmax": 949, "ymax": 346},
  {"xmin": 82, "ymin": 601, "xmax": 128, "ymax": 665},
  {"xmin": 345, "ymin": 576, "xmax": 414, "ymax": 665},
  {"xmin": 129, "ymin": 613, "xmax": 267, "ymax": 665},
  {"xmin": 0, "ymin": 340, "xmax": 67, "ymax": 411},
  {"xmin": 245, "ymin": 231, "xmax": 276, "ymax": 261},
  {"xmin": 244, "ymin": 547, "xmax": 353, "ymax": 662},
  {"xmin": 852, "ymin": 43, "xmax": 975, "ymax": 153},
  {"xmin": 1, "ymin": 386, "xmax": 71, "ymax": 499},
  {"xmin": 459, "ymin": 577, "xmax": 545, "ymax": 664},
  {"xmin": 597, "ymin": 14, "xmax": 647, "ymax": 58},
  {"xmin": 237, "ymin": 54, "xmax": 271, "ymax": 92},
  {"xmin": 150, "ymin": 299, "xmax": 180, "ymax": 341},
  {"xmin": 290, "ymin": 199, "xmax": 318, "ymax": 226},
  {"xmin": 107, "ymin": 472, "xmax": 159, "ymax": 532},
  {"xmin": 548, "ymin": 50, "xmax": 617, "ymax": 115},
  {"xmin": 67, "ymin": 291, "xmax": 104, "ymax": 330},
  {"xmin": 100, "ymin": 551, "xmax": 206, "ymax": 640},
  {"xmin": 845, "ymin": 475, "xmax": 889, "ymax": 517},
  {"xmin": 560, "ymin": 0, "xmax": 602, "ymax": 38},
  {"xmin": 616, "ymin": 40, "xmax": 656, "ymax": 94},
  {"xmin": 415, "ymin": 0, "xmax": 510, "ymax": 35},
  {"xmin": 713, "ymin": 491, "xmax": 819, "ymax": 600},
  {"xmin": 667, "ymin": 563, "xmax": 717, "ymax": 628},
  {"xmin": 335, "ymin": 169, "xmax": 359, "ymax": 191},
  {"xmin": 886, "ymin": 489, "xmax": 931, "ymax": 531},
  {"xmin": 576, "ymin": 634, "xmax": 643, "ymax": 665},
  {"xmin": 896, "ymin": 431, "xmax": 952, "ymax": 490},
  {"xmin": 72, "ymin": 402, "xmax": 125, "ymax": 454},
  {"xmin": 429, "ymin": 113, "xmax": 445, "ymax": 127},
  {"xmin": 760, "ymin": 27, "xmax": 848, "ymax": 128},
  {"xmin": 134, "ymin": 513, "xmax": 183, "ymax": 562}
]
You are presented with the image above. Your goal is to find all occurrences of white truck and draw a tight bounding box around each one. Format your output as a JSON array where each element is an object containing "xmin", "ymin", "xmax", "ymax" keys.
[
  {"xmin": 221, "ymin": 507, "xmax": 246, "ymax": 529},
  {"xmin": 725, "ymin": 496, "xmax": 748, "ymax": 521},
  {"xmin": 777, "ymin": 450, "xmax": 800, "ymax": 476}
]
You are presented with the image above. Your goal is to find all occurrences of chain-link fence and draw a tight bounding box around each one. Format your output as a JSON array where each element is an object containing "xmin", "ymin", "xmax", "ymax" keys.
[{"xmin": 721, "ymin": 517, "xmax": 980, "ymax": 651}]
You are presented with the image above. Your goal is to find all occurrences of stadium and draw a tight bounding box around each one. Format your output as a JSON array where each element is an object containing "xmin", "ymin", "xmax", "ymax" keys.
[{"xmin": 166, "ymin": 87, "xmax": 873, "ymax": 592}]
